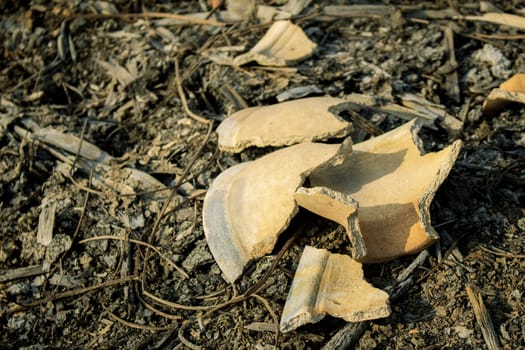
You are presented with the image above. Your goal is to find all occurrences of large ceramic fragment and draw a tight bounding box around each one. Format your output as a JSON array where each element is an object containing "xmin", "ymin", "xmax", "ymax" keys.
[
  {"xmin": 203, "ymin": 140, "xmax": 352, "ymax": 283},
  {"xmin": 280, "ymin": 246, "xmax": 390, "ymax": 333},
  {"xmin": 483, "ymin": 73, "xmax": 525, "ymax": 115},
  {"xmin": 233, "ymin": 20, "xmax": 316, "ymax": 66},
  {"xmin": 217, "ymin": 96, "xmax": 351, "ymax": 152},
  {"xmin": 297, "ymin": 120, "xmax": 462, "ymax": 263},
  {"xmin": 295, "ymin": 187, "xmax": 365, "ymax": 259}
]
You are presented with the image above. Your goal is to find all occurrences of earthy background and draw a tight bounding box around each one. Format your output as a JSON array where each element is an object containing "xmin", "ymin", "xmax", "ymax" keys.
[{"xmin": 1, "ymin": 1, "xmax": 524, "ymax": 349}]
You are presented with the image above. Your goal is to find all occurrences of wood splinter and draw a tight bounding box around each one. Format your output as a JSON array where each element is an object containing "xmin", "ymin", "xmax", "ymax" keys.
[{"xmin": 466, "ymin": 284, "xmax": 500, "ymax": 350}]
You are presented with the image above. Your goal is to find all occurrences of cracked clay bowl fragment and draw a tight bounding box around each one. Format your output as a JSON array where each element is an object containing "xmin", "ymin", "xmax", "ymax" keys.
[
  {"xmin": 280, "ymin": 246, "xmax": 390, "ymax": 333},
  {"xmin": 217, "ymin": 96, "xmax": 351, "ymax": 153},
  {"xmin": 233, "ymin": 20, "xmax": 316, "ymax": 66},
  {"xmin": 296, "ymin": 119, "xmax": 462, "ymax": 263},
  {"xmin": 203, "ymin": 140, "xmax": 352, "ymax": 283}
]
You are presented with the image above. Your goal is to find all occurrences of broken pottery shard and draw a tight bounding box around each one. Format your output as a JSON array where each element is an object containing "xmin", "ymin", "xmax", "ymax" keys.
[
  {"xmin": 203, "ymin": 140, "xmax": 352, "ymax": 283},
  {"xmin": 233, "ymin": 20, "xmax": 316, "ymax": 66},
  {"xmin": 300, "ymin": 119, "xmax": 462, "ymax": 263},
  {"xmin": 257, "ymin": 0, "xmax": 312, "ymax": 22},
  {"xmin": 280, "ymin": 246, "xmax": 390, "ymax": 333},
  {"xmin": 295, "ymin": 187, "xmax": 366, "ymax": 259},
  {"xmin": 217, "ymin": 96, "xmax": 351, "ymax": 152},
  {"xmin": 483, "ymin": 73, "xmax": 525, "ymax": 115}
]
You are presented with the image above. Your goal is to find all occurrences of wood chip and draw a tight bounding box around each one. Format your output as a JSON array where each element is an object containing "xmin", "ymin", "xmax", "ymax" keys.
[{"xmin": 464, "ymin": 12, "xmax": 525, "ymax": 31}]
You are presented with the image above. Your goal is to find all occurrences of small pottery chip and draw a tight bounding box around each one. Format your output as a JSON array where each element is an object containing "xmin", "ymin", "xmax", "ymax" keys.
[{"xmin": 233, "ymin": 20, "xmax": 316, "ymax": 66}]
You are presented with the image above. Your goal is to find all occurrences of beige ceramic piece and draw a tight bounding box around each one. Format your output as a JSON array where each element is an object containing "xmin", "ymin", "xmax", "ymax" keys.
[
  {"xmin": 483, "ymin": 73, "xmax": 525, "ymax": 115},
  {"xmin": 233, "ymin": 20, "xmax": 316, "ymax": 66},
  {"xmin": 297, "ymin": 120, "xmax": 462, "ymax": 263},
  {"xmin": 295, "ymin": 187, "xmax": 365, "ymax": 259},
  {"xmin": 203, "ymin": 140, "xmax": 352, "ymax": 283},
  {"xmin": 217, "ymin": 96, "xmax": 351, "ymax": 152},
  {"xmin": 280, "ymin": 246, "xmax": 391, "ymax": 333}
]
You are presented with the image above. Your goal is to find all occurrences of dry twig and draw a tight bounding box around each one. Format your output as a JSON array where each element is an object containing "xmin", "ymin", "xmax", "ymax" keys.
[
  {"xmin": 466, "ymin": 284, "xmax": 500, "ymax": 350},
  {"xmin": 252, "ymin": 293, "xmax": 280, "ymax": 346},
  {"xmin": 479, "ymin": 244, "xmax": 525, "ymax": 259},
  {"xmin": 5, "ymin": 275, "xmax": 138, "ymax": 315},
  {"xmin": 76, "ymin": 11, "xmax": 225, "ymax": 27},
  {"xmin": 178, "ymin": 321, "xmax": 204, "ymax": 350},
  {"xmin": 79, "ymin": 235, "xmax": 189, "ymax": 279},
  {"xmin": 0, "ymin": 265, "xmax": 44, "ymax": 283},
  {"xmin": 102, "ymin": 304, "xmax": 175, "ymax": 331}
]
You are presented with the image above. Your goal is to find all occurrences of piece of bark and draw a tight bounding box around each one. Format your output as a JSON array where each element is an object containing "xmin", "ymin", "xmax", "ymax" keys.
[
  {"xmin": 464, "ymin": 12, "xmax": 525, "ymax": 31},
  {"xmin": 276, "ymin": 85, "xmax": 323, "ymax": 102},
  {"xmin": 406, "ymin": 8, "xmax": 461, "ymax": 20},
  {"xmin": 0, "ymin": 265, "xmax": 45, "ymax": 283},
  {"xmin": 299, "ymin": 120, "xmax": 462, "ymax": 263},
  {"xmin": 280, "ymin": 246, "xmax": 390, "ymax": 333},
  {"xmin": 203, "ymin": 140, "xmax": 352, "ymax": 283},
  {"xmin": 217, "ymin": 96, "xmax": 351, "ymax": 152},
  {"xmin": 233, "ymin": 20, "xmax": 316, "ymax": 66},
  {"xmin": 322, "ymin": 5, "xmax": 395, "ymax": 18},
  {"xmin": 443, "ymin": 25, "xmax": 460, "ymax": 103}
]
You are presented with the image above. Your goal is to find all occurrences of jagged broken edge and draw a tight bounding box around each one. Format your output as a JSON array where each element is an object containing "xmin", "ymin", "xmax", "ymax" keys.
[{"xmin": 203, "ymin": 139, "xmax": 353, "ymax": 283}]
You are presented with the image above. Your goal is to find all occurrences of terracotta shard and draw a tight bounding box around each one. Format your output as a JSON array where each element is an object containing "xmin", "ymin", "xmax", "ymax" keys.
[
  {"xmin": 294, "ymin": 187, "xmax": 366, "ymax": 259},
  {"xmin": 299, "ymin": 120, "xmax": 462, "ymax": 263},
  {"xmin": 233, "ymin": 20, "xmax": 316, "ymax": 66},
  {"xmin": 280, "ymin": 246, "xmax": 390, "ymax": 333},
  {"xmin": 203, "ymin": 140, "xmax": 352, "ymax": 283},
  {"xmin": 483, "ymin": 73, "xmax": 525, "ymax": 115},
  {"xmin": 217, "ymin": 96, "xmax": 351, "ymax": 152}
]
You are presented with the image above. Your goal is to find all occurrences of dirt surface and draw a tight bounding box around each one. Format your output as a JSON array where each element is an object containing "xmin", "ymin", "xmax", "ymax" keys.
[{"xmin": 1, "ymin": 1, "xmax": 524, "ymax": 349}]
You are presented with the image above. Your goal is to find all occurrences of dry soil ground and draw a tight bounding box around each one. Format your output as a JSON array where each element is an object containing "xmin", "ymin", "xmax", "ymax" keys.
[{"xmin": 1, "ymin": 1, "xmax": 524, "ymax": 349}]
